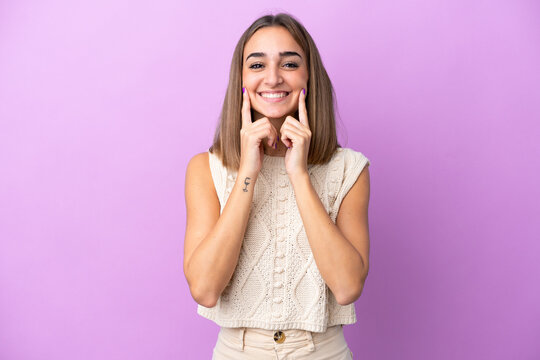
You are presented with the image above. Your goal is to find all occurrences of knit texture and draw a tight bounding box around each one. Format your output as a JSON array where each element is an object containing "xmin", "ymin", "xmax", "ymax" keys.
[{"xmin": 197, "ymin": 147, "xmax": 370, "ymax": 333}]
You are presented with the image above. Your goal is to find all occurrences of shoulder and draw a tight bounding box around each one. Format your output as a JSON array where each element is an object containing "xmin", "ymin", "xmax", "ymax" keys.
[
  {"xmin": 187, "ymin": 151, "xmax": 209, "ymax": 171},
  {"xmin": 329, "ymin": 147, "xmax": 370, "ymax": 170},
  {"xmin": 188, "ymin": 151, "xmax": 209, "ymax": 164},
  {"xmin": 185, "ymin": 151, "xmax": 218, "ymax": 198},
  {"xmin": 185, "ymin": 151, "xmax": 212, "ymax": 182},
  {"xmin": 333, "ymin": 147, "xmax": 370, "ymax": 193},
  {"xmin": 336, "ymin": 147, "xmax": 369, "ymax": 161}
]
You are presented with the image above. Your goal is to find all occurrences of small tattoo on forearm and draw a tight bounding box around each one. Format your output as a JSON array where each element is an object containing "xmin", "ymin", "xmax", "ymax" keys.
[{"xmin": 243, "ymin": 177, "xmax": 251, "ymax": 192}]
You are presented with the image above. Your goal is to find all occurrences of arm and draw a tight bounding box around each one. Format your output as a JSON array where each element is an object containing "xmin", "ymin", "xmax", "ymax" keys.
[
  {"xmin": 289, "ymin": 165, "xmax": 371, "ymax": 305},
  {"xmin": 183, "ymin": 152, "xmax": 258, "ymax": 308}
]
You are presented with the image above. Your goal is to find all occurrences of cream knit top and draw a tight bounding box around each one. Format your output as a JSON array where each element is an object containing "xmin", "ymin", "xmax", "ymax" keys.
[{"xmin": 197, "ymin": 147, "xmax": 370, "ymax": 333}]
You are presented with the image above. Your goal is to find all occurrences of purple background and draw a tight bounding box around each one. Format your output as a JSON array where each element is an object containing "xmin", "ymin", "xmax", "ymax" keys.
[{"xmin": 1, "ymin": 0, "xmax": 539, "ymax": 359}]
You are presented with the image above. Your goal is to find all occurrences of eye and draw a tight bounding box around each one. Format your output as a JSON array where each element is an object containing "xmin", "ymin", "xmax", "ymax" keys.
[
  {"xmin": 249, "ymin": 63, "xmax": 263, "ymax": 69},
  {"xmin": 284, "ymin": 62, "xmax": 299, "ymax": 69}
]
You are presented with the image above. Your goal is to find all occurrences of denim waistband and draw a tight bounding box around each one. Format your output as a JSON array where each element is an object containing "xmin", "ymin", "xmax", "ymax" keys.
[{"xmin": 218, "ymin": 325, "xmax": 343, "ymax": 352}]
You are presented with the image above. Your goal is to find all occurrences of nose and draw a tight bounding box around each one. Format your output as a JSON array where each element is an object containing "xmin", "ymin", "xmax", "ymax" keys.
[{"xmin": 264, "ymin": 64, "xmax": 283, "ymax": 86}]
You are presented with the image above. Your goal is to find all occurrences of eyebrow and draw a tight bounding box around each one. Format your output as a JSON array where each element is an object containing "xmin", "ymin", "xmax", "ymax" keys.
[{"xmin": 245, "ymin": 51, "xmax": 302, "ymax": 61}]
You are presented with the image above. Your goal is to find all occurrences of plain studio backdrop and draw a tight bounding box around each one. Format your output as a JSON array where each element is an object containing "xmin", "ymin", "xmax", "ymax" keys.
[{"xmin": 1, "ymin": 0, "xmax": 539, "ymax": 359}]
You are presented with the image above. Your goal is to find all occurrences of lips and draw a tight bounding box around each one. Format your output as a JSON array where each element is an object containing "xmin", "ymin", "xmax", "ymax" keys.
[{"xmin": 257, "ymin": 91, "xmax": 290, "ymax": 101}]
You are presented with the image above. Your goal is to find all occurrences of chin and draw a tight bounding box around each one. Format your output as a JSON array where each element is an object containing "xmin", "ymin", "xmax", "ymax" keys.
[
  {"xmin": 264, "ymin": 112, "xmax": 287, "ymax": 119},
  {"xmin": 255, "ymin": 107, "xmax": 295, "ymax": 120}
]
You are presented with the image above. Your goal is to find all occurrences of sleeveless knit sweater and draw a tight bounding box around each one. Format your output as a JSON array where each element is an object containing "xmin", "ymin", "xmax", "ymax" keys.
[{"xmin": 197, "ymin": 147, "xmax": 370, "ymax": 333}]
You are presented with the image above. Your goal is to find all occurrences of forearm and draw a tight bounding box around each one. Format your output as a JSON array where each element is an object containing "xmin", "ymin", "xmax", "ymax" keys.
[
  {"xmin": 186, "ymin": 172, "xmax": 257, "ymax": 305},
  {"xmin": 290, "ymin": 172, "xmax": 367, "ymax": 304}
]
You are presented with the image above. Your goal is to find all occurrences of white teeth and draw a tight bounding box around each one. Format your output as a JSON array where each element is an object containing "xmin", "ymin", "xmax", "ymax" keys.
[{"xmin": 260, "ymin": 92, "xmax": 288, "ymax": 98}]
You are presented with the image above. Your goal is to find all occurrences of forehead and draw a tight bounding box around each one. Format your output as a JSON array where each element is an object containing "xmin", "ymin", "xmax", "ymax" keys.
[{"xmin": 243, "ymin": 26, "xmax": 304, "ymax": 59}]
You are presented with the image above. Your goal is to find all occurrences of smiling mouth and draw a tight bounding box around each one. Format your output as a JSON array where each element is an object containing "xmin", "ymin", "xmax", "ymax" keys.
[{"xmin": 258, "ymin": 91, "xmax": 290, "ymax": 99}]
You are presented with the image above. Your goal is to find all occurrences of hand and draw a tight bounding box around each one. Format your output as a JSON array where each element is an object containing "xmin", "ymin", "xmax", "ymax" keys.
[
  {"xmin": 280, "ymin": 88, "xmax": 311, "ymax": 178},
  {"xmin": 238, "ymin": 88, "xmax": 279, "ymax": 177}
]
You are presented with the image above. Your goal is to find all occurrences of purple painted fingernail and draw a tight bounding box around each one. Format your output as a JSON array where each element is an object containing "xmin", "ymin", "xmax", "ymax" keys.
[
  {"xmin": 242, "ymin": 87, "xmax": 245, "ymax": 93},
  {"xmin": 302, "ymin": 88, "xmax": 305, "ymax": 95}
]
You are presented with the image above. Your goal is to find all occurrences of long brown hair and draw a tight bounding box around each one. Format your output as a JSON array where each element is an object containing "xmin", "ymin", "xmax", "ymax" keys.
[{"xmin": 209, "ymin": 13, "xmax": 340, "ymax": 171}]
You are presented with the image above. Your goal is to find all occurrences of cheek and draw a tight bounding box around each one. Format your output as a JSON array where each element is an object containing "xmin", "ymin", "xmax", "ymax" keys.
[
  {"xmin": 290, "ymin": 72, "xmax": 309, "ymax": 88},
  {"xmin": 244, "ymin": 81, "xmax": 260, "ymax": 96},
  {"xmin": 242, "ymin": 70, "xmax": 257, "ymax": 85},
  {"xmin": 241, "ymin": 70, "xmax": 250, "ymax": 87},
  {"xmin": 301, "ymin": 73, "xmax": 309, "ymax": 87}
]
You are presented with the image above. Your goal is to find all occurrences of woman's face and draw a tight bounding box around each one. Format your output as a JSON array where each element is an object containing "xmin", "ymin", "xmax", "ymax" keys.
[{"xmin": 242, "ymin": 26, "xmax": 309, "ymax": 120}]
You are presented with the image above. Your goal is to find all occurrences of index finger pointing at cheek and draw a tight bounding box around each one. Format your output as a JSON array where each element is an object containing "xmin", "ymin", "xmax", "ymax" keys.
[
  {"xmin": 242, "ymin": 87, "xmax": 252, "ymax": 128},
  {"xmin": 298, "ymin": 87, "xmax": 309, "ymax": 128}
]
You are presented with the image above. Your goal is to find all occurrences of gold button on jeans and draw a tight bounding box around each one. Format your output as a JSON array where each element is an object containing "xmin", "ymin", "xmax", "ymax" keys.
[
  {"xmin": 213, "ymin": 326, "xmax": 353, "ymax": 359},
  {"xmin": 273, "ymin": 331, "xmax": 286, "ymax": 343}
]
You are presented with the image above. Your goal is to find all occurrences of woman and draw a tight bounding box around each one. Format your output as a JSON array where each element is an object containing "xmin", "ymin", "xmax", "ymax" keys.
[{"xmin": 184, "ymin": 13, "xmax": 370, "ymax": 359}]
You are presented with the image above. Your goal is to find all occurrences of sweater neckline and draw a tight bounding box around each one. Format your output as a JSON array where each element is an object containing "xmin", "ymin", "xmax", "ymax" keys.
[
  {"xmin": 262, "ymin": 153, "xmax": 285, "ymax": 168},
  {"xmin": 261, "ymin": 153, "xmax": 319, "ymax": 171}
]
